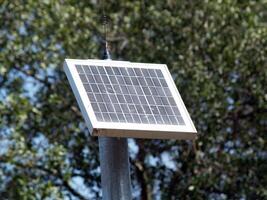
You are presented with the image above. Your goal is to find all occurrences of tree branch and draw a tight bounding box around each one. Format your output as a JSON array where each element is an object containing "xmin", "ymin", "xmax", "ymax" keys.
[
  {"xmin": 133, "ymin": 140, "xmax": 152, "ymax": 200},
  {"xmin": 0, "ymin": 158, "xmax": 88, "ymax": 200}
]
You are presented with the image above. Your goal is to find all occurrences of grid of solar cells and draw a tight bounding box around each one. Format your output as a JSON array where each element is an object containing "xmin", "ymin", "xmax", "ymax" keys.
[{"xmin": 76, "ymin": 65, "xmax": 185, "ymax": 125}]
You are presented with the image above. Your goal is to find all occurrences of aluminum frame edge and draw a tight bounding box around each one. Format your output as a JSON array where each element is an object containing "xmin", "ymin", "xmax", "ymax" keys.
[{"xmin": 63, "ymin": 60, "xmax": 94, "ymax": 134}]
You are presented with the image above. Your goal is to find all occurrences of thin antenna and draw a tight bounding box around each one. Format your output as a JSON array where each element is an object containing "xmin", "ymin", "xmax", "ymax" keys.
[{"xmin": 101, "ymin": 0, "xmax": 111, "ymax": 60}]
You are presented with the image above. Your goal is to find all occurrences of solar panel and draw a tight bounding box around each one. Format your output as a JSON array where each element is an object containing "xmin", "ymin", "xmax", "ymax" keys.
[{"xmin": 64, "ymin": 59, "xmax": 197, "ymax": 140}]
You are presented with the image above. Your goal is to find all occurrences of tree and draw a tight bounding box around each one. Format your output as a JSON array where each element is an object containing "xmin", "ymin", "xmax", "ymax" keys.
[{"xmin": 0, "ymin": 0, "xmax": 266, "ymax": 199}]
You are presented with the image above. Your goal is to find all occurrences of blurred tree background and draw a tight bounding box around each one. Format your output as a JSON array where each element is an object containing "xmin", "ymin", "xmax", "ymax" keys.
[{"xmin": 0, "ymin": 0, "xmax": 267, "ymax": 199}]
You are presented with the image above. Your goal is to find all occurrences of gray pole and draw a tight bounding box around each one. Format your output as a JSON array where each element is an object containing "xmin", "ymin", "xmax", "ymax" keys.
[
  {"xmin": 99, "ymin": 137, "xmax": 132, "ymax": 200},
  {"xmin": 98, "ymin": 44, "xmax": 132, "ymax": 200}
]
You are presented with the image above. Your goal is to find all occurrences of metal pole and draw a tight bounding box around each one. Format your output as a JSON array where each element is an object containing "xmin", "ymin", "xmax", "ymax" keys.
[
  {"xmin": 99, "ymin": 137, "xmax": 132, "ymax": 200},
  {"xmin": 98, "ymin": 44, "xmax": 132, "ymax": 200}
]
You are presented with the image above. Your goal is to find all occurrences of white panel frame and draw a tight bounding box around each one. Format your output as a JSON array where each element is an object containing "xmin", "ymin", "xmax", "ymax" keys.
[{"xmin": 64, "ymin": 59, "xmax": 197, "ymax": 140}]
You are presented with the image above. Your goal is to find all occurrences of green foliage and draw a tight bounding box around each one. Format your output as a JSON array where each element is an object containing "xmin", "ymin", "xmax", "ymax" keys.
[{"xmin": 0, "ymin": 0, "xmax": 266, "ymax": 199}]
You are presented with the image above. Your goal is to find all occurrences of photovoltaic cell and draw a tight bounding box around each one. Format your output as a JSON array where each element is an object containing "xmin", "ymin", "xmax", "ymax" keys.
[{"xmin": 76, "ymin": 65, "xmax": 185, "ymax": 125}]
